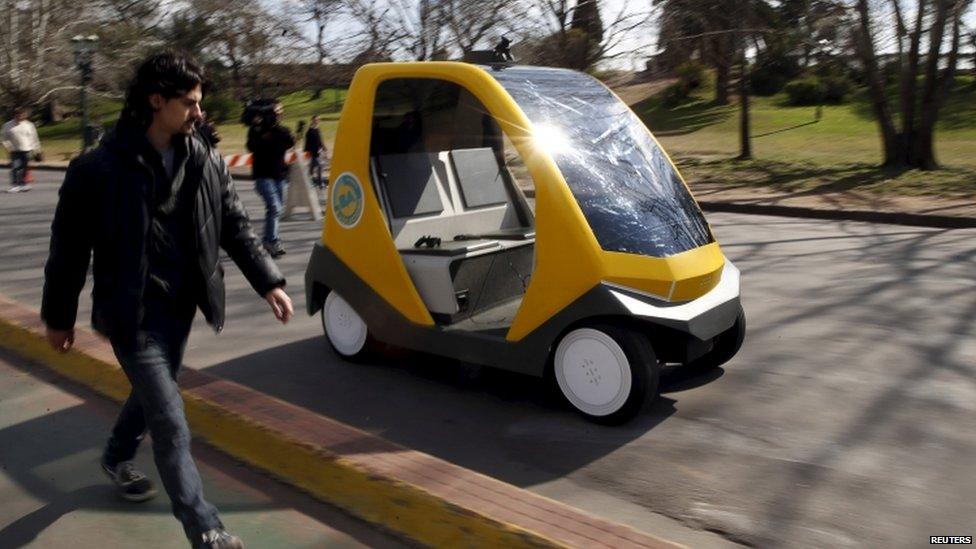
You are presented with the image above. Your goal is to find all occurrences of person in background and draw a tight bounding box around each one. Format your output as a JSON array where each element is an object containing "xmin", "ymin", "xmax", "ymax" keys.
[
  {"xmin": 246, "ymin": 100, "xmax": 294, "ymax": 258},
  {"xmin": 304, "ymin": 114, "xmax": 326, "ymax": 188},
  {"xmin": 2, "ymin": 106, "xmax": 41, "ymax": 193}
]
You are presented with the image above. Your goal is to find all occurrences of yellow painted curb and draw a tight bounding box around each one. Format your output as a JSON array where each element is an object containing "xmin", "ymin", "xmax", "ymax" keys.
[{"xmin": 0, "ymin": 314, "xmax": 567, "ymax": 548}]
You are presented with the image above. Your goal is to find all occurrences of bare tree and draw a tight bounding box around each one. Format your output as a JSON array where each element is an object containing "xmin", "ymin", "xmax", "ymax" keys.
[
  {"xmin": 440, "ymin": 0, "xmax": 512, "ymax": 55},
  {"xmin": 655, "ymin": 0, "xmax": 770, "ymax": 105},
  {"xmin": 293, "ymin": 0, "xmax": 344, "ymax": 97},
  {"xmin": 0, "ymin": 0, "xmax": 155, "ymax": 112},
  {"xmin": 968, "ymin": 28, "xmax": 975, "ymax": 76},
  {"xmin": 342, "ymin": 0, "xmax": 407, "ymax": 62},
  {"xmin": 305, "ymin": 0, "xmax": 343, "ymax": 65},
  {"xmin": 181, "ymin": 0, "xmax": 287, "ymax": 98},
  {"xmin": 0, "ymin": 0, "xmax": 83, "ymax": 108},
  {"xmin": 856, "ymin": 0, "xmax": 972, "ymax": 169},
  {"xmin": 392, "ymin": 0, "xmax": 447, "ymax": 60},
  {"xmin": 522, "ymin": 0, "xmax": 653, "ymax": 70}
]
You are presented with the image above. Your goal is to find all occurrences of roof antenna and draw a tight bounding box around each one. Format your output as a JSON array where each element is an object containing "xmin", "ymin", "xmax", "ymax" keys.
[
  {"xmin": 493, "ymin": 36, "xmax": 514, "ymax": 62},
  {"xmin": 462, "ymin": 36, "xmax": 516, "ymax": 67}
]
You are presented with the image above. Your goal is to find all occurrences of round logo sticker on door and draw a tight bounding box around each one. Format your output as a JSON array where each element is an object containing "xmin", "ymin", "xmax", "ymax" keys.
[{"xmin": 330, "ymin": 172, "xmax": 364, "ymax": 228}]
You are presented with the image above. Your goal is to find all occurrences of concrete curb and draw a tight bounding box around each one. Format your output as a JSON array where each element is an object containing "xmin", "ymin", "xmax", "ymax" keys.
[
  {"xmin": 0, "ymin": 293, "xmax": 682, "ymax": 549},
  {"xmin": 517, "ymin": 188, "xmax": 976, "ymax": 229},
  {"xmin": 695, "ymin": 200, "xmax": 976, "ymax": 229}
]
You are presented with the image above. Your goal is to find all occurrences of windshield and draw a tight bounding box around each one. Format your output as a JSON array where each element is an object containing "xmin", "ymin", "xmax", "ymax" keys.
[{"xmin": 490, "ymin": 66, "xmax": 712, "ymax": 257}]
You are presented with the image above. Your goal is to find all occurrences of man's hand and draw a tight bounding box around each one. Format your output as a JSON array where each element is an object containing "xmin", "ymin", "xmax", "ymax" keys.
[
  {"xmin": 265, "ymin": 287, "xmax": 293, "ymax": 324},
  {"xmin": 46, "ymin": 327, "xmax": 74, "ymax": 353}
]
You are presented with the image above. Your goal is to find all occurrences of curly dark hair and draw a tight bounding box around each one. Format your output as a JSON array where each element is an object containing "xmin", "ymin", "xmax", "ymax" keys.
[{"xmin": 119, "ymin": 51, "xmax": 206, "ymax": 129}]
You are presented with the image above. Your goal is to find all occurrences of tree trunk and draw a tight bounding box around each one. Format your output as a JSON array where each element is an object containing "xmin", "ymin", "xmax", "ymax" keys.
[
  {"xmin": 715, "ymin": 61, "xmax": 730, "ymax": 105},
  {"xmin": 898, "ymin": 0, "xmax": 926, "ymax": 165},
  {"xmin": 970, "ymin": 32, "xmax": 976, "ymax": 76},
  {"xmin": 855, "ymin": 0, "xmax": 900, "ymax": 166},
  {"xmin": 737, "ymin": 58, "xmax": 751, "ymax": 160},
  {"xmin": 913, "ymin": 0, "xmax": 964, "ymax": 170},
  {"xmin": 312, "ymin": 17, "xmax": 326, "ymax": 100},
  {"xmin": 713, "ymin": 34, "xmax": 732, "ymax": 105}
]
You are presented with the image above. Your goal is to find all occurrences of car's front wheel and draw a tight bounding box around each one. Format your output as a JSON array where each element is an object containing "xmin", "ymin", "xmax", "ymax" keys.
[{"xmin": 552, "ymin": 324, "xmax": 659, "ymax": 424}]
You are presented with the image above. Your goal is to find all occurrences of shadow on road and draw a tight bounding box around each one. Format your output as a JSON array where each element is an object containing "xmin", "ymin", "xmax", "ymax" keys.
[{"xmin": 206, "ymin": 335, "xmax": 689, "ymax": 488}]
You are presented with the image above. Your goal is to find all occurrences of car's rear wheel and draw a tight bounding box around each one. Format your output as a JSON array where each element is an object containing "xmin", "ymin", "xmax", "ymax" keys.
[
  {"xmin": 553, "ymin": 324, "xmax": 659, "ymax": 424},
  {"xmin": 322, "ymin": 291, "xmax": 372, "ymax": 360}
]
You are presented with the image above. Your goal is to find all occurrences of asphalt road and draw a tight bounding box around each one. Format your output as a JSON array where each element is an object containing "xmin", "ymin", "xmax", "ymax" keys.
[{"xmin": 2, "ymin": 169, "xmax": 974, "ymax": 548}]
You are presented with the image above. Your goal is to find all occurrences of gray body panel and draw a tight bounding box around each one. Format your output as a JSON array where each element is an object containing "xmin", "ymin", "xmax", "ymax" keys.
[{"xmin": 305, "ymin": 243, "xmax": 740, "ymax": 377}]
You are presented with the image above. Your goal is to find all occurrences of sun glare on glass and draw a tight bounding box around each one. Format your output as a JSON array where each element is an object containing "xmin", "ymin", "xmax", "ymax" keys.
[{"xmin": 533, "ymin": 123, "xmax": 571, "ymax": 155}]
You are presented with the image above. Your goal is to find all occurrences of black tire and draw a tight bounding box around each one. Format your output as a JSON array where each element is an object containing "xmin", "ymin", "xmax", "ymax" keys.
[
  {"xmin": 552, "ymin": 323, "xmax": 660, "ymax": 425},
  {"xmin": 687, "ymin": 306, "xmax": 746, "ymax": 373}
]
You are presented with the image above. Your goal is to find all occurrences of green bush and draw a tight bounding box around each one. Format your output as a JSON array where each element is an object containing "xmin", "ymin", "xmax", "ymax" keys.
[
  {"xmin": 674, "ymin": 60, "xmax": 707, "ymax": 90},
  {"xmin": 661, "ymin": 82, "xmax": 692, "ymax": 107},
  {"xmin": 822, "ymin": 75, "xmax": 853, "ymax": 103},
  {"xmin": 784, "ymin": 77, "xmax": 825, "ymax": 105},
  {"xmin": 201, "ymin": 92, "xmax": 240, "ymax": 123},
  {"xmin": 750, "ymin": 54, "xmax": 801, "ymax": 96},
  {"xmin": 784, "ymin": 73, "xmax": 854, "ymax": 105}
]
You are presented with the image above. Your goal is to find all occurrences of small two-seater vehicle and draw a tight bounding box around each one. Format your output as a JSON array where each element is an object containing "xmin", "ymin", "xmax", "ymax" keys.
[{"xmin": 304, "ymin": 60, "xmax": 745, "ymax": 423}]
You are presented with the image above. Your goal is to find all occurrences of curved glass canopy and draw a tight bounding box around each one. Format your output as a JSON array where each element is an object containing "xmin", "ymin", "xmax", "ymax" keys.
[{"xmin": 491, "ymin": 66, "xmax": 713, "ymax": 257}]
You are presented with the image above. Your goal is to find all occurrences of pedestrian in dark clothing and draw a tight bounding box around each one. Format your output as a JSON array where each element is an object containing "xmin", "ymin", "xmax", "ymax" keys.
[
  {"xmin": 246, "ymin": 101, "xmax": 294, "ymax": 257},
  {"xmin": 41, "ymin": 52, "xmax": 293, "ymax": 549},
  {"xmin": 304, "ymin": 114, "xmax": 326, "ymax": 188}
]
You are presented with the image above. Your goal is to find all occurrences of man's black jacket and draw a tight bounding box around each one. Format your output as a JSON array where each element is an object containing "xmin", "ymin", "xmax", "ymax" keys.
[
  {"xmin": 304, "ymin": 127, "xmax": 323, "ymax": 155},
  {"xmin": 41, "ymin": 122, "xmax": 285, "ymax": 345},
  {"xmin": 246, "ymin": 124, "xmax": 294, "ymax": 180}
]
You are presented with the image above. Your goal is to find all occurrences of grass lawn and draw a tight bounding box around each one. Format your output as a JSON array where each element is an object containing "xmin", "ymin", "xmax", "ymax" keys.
[{"xmin": 635, "ymin": 75, "xmax": 976, "ymax": 198}]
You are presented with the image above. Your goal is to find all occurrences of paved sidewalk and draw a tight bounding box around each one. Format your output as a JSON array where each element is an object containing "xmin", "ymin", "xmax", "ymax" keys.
[
  {"xmin": 0, "ymin": 349, "xmax": 411, "ymax": 548},
  {"xmin": 8, "ymin": 160, "xmax": 974, "ymax": 228}
]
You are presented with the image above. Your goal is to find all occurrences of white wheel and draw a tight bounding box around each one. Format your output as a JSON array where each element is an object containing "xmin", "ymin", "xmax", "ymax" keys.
[
  {"xmin": 322, "ymin": 292, "xmax": 369, "ymax": 357},
  {"xmin": 554, "ymin": 328, "xmax": 631, "ymax": 417},
  {"xmin": 553, "ymin": 324, "xmax": 658, "ymax": 423}
]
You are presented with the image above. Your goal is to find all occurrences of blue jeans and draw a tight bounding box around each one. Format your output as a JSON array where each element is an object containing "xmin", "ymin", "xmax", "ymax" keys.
[
  {"xmin": 308, "ymin": 156, "xmax": 323, "ymax": 187},
  {"xmin": 255, "ymin": 178, "xmax": 287, "ymax": 244},
  {"xmin": 9, "ymin": 151, "xmax": 28, "ymax": 187},
  {"xmin": 104, "ymin": 298, "xmax": 221, "ymax": 542}
]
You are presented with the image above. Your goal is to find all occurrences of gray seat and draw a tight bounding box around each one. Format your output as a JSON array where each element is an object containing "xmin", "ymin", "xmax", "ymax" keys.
[
  {"xmin": 375, "ymin": 153, "xmax": 444, "ymax": 218},
  {"xmin": 371, "ymin": 148, "xmax": 534, "ymax": 321},
  {"xmin": 449, "ymin": 148, "xmax": 510, "ymax": 209}
]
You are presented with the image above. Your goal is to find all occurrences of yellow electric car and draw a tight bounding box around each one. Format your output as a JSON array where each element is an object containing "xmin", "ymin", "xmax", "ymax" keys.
[{"xmin": 305, "ymin": 61, "xmax": 744, "ymax": 423}]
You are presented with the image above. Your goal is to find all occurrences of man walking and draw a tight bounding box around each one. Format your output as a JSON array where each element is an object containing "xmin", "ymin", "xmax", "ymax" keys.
[
  {"xmin": 41, "ymin": 52, "xmax": 293, "ymax": 549},
  {"xmin": 246, "ymin": 100, "xmax": 294, "ymax": 258},
  {"xmin": 2, "ymin": 106, "xmax": 41, "ymax": 192},
  {"xmin": 304, "ymin": 114, "xmax": 326, "ymax": 188}
]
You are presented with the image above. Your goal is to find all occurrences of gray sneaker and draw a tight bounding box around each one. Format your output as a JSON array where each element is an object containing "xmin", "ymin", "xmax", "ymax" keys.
[
  {"xmin": 101, "ymin": 460, "xmax": 157, "ymax": 502},
  {"xmin": 263, "ymin": 241, "xmax": 286, "ymax": 258},
  {"xmin": 196, "ymin": 529, "xmax": 244, "ymax": 549}
]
